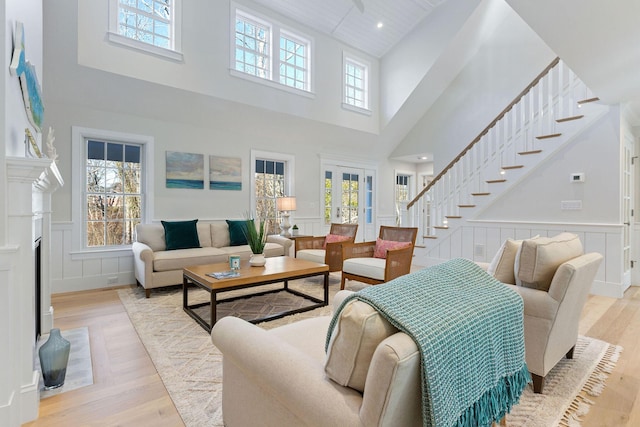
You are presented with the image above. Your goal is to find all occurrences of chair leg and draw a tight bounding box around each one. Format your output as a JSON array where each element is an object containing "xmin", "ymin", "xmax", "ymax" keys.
[
  {"xmin": 340, "ymin": 274, "xmax": 346, "ymax": 290},
  {"xmin": 566, "ymin": 345, "xmax": 575, "ymax": 359},
  {"xmin": 531, "ymin": 373, "xmax": 544, "ymax": 394}
]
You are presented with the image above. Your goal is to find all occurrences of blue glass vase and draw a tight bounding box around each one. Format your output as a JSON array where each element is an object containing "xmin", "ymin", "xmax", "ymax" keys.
[{"xmin": 39, "ymin": 328, "xmax": 71, "ymax": 390}]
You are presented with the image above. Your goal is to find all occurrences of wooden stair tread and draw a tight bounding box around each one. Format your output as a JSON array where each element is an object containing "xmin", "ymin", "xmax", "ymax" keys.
[
  {"xmin": 445, "ymin": 215, "xmax": 462, "ymax": 218},
  {"xmin": 424, "ymin": 235, "xmax": 438, "ymax": 239},
  {"xmin": 457, "ymin": 204, "xmax": 476, "ymax": 208},
  {"xmin": 501, "ymin": 165, "xmax": 524, "ymax": 170},
  {"xmin": 556, "ymin": 115, "xmax": 584, "ymax": 123},
  {"xmin": 577, "ymin": 97, "xmax": 600, "ymax": 105},
  {"xmin": 518, "ymin": 150, "xmax": 542, "ymax": 155},
  {"xmin": 536, "ymin": 133, "xmax": 562, "ymax": 140},
  {"xmin": 414, "ymin": 244, "xmax": 426, "ymax": 248},
  {"xmin": 486, "ymin": 179, "xmax": 507, "ymax": 184},
  {"xmin": 433, "ymin": 226, "xmax": 449, "ymax": 229},
  {"xmin": 471, "ymin": 193, "xmax": 490, "ymax": 196}
]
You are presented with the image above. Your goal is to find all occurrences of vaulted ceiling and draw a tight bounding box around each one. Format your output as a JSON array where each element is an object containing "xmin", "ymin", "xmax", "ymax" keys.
[{"xmin": 251, "ymin": 0, "xmax": 452, "ymax": 58}]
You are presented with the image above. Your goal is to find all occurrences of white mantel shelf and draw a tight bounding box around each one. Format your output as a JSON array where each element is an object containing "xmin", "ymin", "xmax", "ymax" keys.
[{"xmin": 6, "ymin": 156, "xmax": 64, "ymax": 191}]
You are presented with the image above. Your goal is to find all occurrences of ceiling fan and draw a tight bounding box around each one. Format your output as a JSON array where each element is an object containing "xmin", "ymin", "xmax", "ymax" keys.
[{"xmin": 352, "ymin": 0, "xmax": 364, "ymax": 13}]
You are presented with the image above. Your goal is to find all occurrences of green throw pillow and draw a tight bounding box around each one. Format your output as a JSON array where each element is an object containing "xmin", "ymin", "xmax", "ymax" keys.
[
  {"xmin": 226, "ymin": 220, "xmax": 249, "ymax": 246},
  {"xmin": 161, "ymin": 219, "xmax": 201, "ymax": 250}
]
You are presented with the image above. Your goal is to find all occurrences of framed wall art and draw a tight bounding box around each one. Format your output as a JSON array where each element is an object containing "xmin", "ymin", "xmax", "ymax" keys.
[
  {"xmin": 166, "ymin": 151, "xmax": 204, "ymax": 189},
  {"xmin": 209, "ymin": 155, "xmax": 242, "ymax": 191}
]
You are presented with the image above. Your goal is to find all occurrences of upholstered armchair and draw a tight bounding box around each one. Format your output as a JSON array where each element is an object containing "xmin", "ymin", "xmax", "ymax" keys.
[
  {"xmin": 485, "ymin": 232, "xmax": 603, "ymax": 393},
  {"xmin": 340, "ymin": 226, "xmax": 418, "ymax": 290},
  {"xmin": 295, "ymin": 223, "xmax": 358, "ymax": 272}
]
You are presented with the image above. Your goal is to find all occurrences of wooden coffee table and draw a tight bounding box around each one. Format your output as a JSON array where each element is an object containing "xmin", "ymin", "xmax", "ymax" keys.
[{"xmin": 183, "ymin": 256, "xmax": 329, "ymax": 332}]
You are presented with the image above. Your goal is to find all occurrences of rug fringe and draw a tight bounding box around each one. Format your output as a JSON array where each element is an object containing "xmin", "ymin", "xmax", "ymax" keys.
[{"xmin": 559, "ymin": 343, "xmax": 623, "ymax": 426}]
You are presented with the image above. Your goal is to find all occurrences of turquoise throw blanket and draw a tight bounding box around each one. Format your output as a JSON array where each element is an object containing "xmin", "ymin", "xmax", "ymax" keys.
[{"xmin": 326, "ymin": 258, "xmax": 530, "ymax": 427}]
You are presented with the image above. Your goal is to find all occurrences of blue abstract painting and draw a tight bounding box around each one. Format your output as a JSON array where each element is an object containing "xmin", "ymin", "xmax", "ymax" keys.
[
  {"xmin": 210, "ymin": 156, "xmax": 242, "ymax": 191},
  {"xmin": 166, "ymin": 151, "xmax": 204, "ymax": 189}
]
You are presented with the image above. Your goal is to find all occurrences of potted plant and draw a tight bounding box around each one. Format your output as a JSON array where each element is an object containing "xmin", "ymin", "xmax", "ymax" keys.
[
  {"xmin": 243, "ymin": 215, "xmax": 268, "ymax": 266},
  {"xmin": 292, "ymin": 224, "xmax": 299, "ymax": 236}
]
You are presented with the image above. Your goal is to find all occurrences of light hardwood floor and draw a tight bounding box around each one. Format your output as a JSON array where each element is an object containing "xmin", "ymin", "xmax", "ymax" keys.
[{"xmin": 24, "ymin": 285, "xmax": 640, "ymax": 427}]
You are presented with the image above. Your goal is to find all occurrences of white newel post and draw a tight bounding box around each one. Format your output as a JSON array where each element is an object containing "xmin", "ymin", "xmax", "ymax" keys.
[{"xmin": 5, "ymin": 157, "xmax": 63, "ymax": 425}]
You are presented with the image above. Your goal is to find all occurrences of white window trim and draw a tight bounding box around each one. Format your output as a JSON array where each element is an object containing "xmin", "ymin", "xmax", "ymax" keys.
[
  {"xmin": 231, "ymin": 4, "xmax": 315, "ymax": 95},
  {"xmin": 107, "ymin": 0, "xmax": 184, "ymax": 62},
  {"xmin": 342, "ymin": 52, "xmax": 371, "ymax": 114},
  {"xmin": 71, "ymin": 126, "xmax": 155, "ymax": 256},
  {"xmin": 250, "ymin": 149, "xmax": 295, "ymax": 215}
]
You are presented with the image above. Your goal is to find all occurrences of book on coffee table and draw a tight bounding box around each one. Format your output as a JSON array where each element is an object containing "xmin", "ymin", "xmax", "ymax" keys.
[{"xmin": 207, "ymin": 270, "xmax": 240, "ymax": 279}]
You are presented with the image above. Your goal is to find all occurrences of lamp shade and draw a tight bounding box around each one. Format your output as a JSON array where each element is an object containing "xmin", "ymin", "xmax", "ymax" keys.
[{"xmin": 277, "ymin": 196, "xmax": 297, "ymax": 212}]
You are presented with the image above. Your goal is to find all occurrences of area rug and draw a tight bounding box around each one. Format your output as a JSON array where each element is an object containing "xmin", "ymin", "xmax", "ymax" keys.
[{"xmin": 118, "ymin": 277, "xmax": 622, "ymax": 427}]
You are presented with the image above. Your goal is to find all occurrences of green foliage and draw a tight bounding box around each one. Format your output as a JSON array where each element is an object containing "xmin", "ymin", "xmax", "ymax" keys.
[{"xmin": 243, "ymin": 214, "xmax": 268, "ymax": 254}]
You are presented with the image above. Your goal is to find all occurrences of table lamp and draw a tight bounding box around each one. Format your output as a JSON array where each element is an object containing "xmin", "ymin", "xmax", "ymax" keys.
[{"xmin": 276, "ymin": 196, "xmax": 297, "ymax": 237}]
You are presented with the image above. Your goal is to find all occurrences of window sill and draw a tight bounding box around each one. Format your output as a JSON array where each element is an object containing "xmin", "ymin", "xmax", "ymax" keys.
[
  {"xmin": 230, "ymin": 69, "xmax": 316, "ymax": 99},
  {"xmin": 107, "ymin": 32, "xmax": 184, "ymax": 62},
  {"xmin": 342, "ymin": 103, "xmax": 372, "ymax": 116},
  {"xmin": 70, "ymin": 247, "xmax": 132, "ymax": 261}
]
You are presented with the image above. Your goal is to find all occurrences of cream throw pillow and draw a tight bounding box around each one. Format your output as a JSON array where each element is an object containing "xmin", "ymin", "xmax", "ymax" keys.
[
  {"xmin": 325, "ymin": 299, "xmax": 397, "ymax": 393},
  {"xmin": 515, "ymin": 232, "xmax": 583, "ymax": 291},
  {"xmin": 488, "ymin": 239, "xmax": 522, "ymax": 284}
]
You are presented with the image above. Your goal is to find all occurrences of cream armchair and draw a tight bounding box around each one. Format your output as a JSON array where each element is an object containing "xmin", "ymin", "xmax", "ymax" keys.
[
  {"xmin": 485, "ymin": 233, "xmax": 603, "ymax": 393},
  {"xmin": 211, "ymin": 290, "xmax": 422, "ymax": 427}
]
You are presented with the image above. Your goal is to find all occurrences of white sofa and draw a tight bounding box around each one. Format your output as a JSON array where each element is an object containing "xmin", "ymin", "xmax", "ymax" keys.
[{"xmin": 132, "ymin": 221, "xmax": 293, "ymax": 297}]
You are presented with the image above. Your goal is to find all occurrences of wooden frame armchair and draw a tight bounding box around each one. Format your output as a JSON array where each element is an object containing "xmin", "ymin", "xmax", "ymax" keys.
[
  {"xmin": 341, "ymin": 226, "xmax": 418, "ymax": 290},
  {"xmin": 295, "ymin": 223, "xmax": 358, "ymax": 272}
]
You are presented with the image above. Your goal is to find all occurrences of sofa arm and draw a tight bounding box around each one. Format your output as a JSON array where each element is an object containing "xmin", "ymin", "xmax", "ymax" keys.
[
  {"xmin": 132, "ymin": 241, "xmax": 154, "ymax": 288},
  {"xmin": 266, "ymin": 234, "xmax": 293, "ymax": 251},
  {"xmin": 211, "ymin": 316, "xmax": 362, "ymax": 427}
]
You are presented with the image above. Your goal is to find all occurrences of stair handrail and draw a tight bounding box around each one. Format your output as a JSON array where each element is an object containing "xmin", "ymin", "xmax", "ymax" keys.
[{"xmin": 407, "ymin": 57, "xmax": 560, "ymax": 210}]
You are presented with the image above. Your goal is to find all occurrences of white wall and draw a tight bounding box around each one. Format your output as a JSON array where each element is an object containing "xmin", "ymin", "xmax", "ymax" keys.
[
  {"xmin": 77, "ymin": 0, "xmax": 380, "ymax": 134},
  {"xmin": 392, "ymin": 5, "xmax": 555, "ymax": 169}
]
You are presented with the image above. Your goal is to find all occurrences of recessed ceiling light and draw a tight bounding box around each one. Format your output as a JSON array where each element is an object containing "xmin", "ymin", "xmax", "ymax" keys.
[
  {"xmin": 418, "ymin": 156, "xmax": 428, "ymax": 160},
  {"xmin": 376, "ymin": 22, "xmax": 384, "ymax": 29}
]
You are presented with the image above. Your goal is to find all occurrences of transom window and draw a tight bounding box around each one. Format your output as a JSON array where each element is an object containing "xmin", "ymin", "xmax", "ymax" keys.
[
  {"xmin": 344, "ymin": 56, "xmax": 369, "ymax": 110},
  {"xmin": 235, "ymin": 13, "xmax": 271, "ymax": 79},
  {"xmin": 108, "ymin": 0, "xmax": 182, "ymax": 61},
  {"xmin": 86, "ymin": 140, "xmax": 143, "ymax": 247},
  {"xmin": 117, "ymin": 0, "xmax": 173, "ymax": 49},
  {"xmin": 233, "ymin": 9, "xmax": 312, "ymax": 92},
  {"xmin": 279, "ymin": 33, "xmax": 308, "ymax": 90}
]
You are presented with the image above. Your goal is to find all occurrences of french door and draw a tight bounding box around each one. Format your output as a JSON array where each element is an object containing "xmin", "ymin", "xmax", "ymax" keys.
[{"xmin": 323, "ymin": 165, "xmax": 375, "ymax": 242}]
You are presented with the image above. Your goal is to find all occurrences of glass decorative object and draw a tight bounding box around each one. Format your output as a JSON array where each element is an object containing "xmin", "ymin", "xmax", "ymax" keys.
[{"xmin": 39, "ymin": 328, "xmax": 71, "ymax": 390}]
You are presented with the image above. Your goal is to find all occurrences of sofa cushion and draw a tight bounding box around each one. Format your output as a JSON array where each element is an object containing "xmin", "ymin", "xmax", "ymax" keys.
[
  {"xmin": 488, "ymin": 239, "xmax": 522, "ymax": 284},
  {"xmin": 211, "ymin": 222, "xmax": 231, "ymax": 248},
  {"xmin": 136, "ymin": 223, "xmax": 166, "ymax": 252},
  {"xmin": 343, "ymin": 257, "xmax": 386, "ymax": 280},
  {"xmin": 153, "ymin": 247, "xmax": 228, "ymax": 272},
  {"xmin": 161, "ymin": 219, "xmax": 201, "ymax": 250},
  {"xmin": 323, "ymin": 234, "xmax": 351, "ymax": 249},
  {"xmin": 226, "ymin": 220, "xmax": 249, "ymax": 246},
  {"xmin": 296, "ymin": 249, "xmax": 326, "ymax": 264},
  {"xmin": 373, "ymin": 238, "xmax": 412, "ymax": 259},
  {"xmin": 325, "ymin": 299, "xmax": 398, "ymax": 392},
  {"xmin": 515, "ymin": 232, "xmax": 583, "ymax": 291}
]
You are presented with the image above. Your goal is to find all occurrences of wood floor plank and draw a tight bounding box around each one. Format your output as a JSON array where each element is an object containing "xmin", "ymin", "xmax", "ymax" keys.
[{"xmin": 25, "ymin": 284, "xmax": 640, "ymax": 426}]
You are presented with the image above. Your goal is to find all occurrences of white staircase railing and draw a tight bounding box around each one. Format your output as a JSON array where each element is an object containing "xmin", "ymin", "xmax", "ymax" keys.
[{"xmin": 407, "ymin": 58, "xmax": 600, "ymax": 244}]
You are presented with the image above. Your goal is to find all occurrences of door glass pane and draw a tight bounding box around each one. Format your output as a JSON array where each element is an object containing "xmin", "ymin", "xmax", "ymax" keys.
[{"xmin": 342, "ymin": 173, "xmax": 359, "ymax": 224}]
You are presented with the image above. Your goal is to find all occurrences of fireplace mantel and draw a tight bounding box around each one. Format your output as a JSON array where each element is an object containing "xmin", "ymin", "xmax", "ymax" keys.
[{"xmin": 4, "ymin": 155, "xmax": 64, "ymax": 424}]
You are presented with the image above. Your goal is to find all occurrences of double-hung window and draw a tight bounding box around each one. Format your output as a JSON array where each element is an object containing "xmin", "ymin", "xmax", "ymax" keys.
[
  {"xmin": 251, "ymin": 150, "xmax": 295, "ymax": 234},
  {"xmin": 108, "ymin": 0, "xmax": 182, "ymax": 61},
  {"xmin": 72, "ymin": 127, "xmax": 154, "ymax": 253},
  {"xmin": 234, "ymin": 9, "xmax": 312, "ymax": 92},
  {"xmin": 344, "ymin": 55, "xmax": 369, "ymax": 111}
]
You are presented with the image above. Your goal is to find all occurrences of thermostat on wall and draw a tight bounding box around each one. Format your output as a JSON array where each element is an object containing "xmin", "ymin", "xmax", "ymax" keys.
[{"xmin": 570, "ymin": 173, "xmax": 585, "ymax": 183}]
